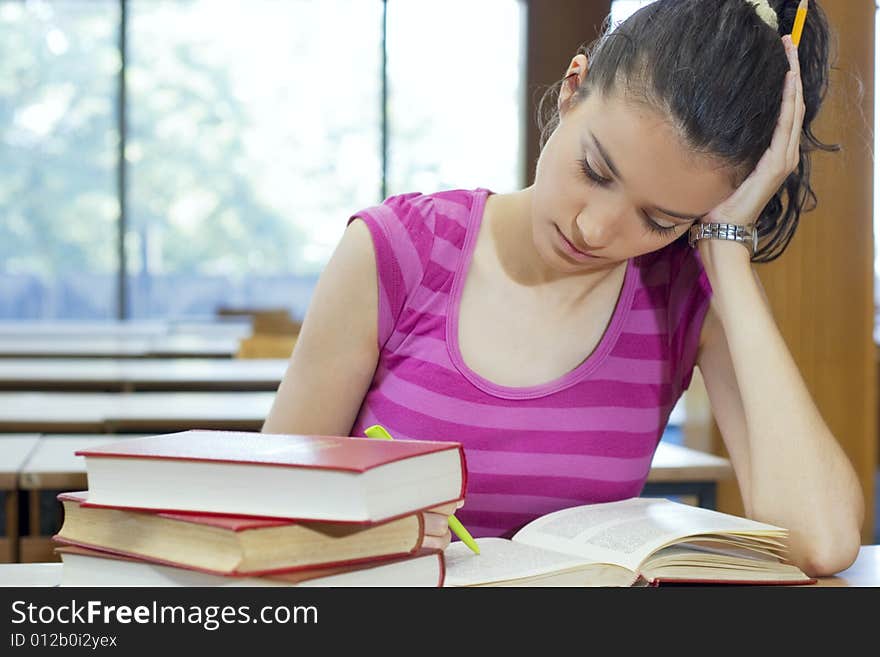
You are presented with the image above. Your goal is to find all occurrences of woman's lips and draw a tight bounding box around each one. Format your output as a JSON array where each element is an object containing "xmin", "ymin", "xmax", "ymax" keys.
[{"xmin": 554, "ymin": 225, "xmax": 600, "ymax": 261}]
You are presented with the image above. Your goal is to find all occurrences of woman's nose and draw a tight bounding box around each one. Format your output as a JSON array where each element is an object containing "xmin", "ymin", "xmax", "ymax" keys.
[{"xmin": 574, "ymin": 203, "xmax": 620, "ymax": 249}]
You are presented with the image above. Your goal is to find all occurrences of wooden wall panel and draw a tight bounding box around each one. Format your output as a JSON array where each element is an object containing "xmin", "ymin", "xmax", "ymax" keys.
[
  {"xmin": 710, "ymin": 0, "xmax": 877, "ymax": 543},
  {"xmin": 524, "ymin": 0, "xmax": 611, "ymax": 185}
]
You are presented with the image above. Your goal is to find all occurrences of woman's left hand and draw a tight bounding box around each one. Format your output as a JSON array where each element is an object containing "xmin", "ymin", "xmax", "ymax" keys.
[{"xmin": 702, "ymin": 34, "xmax": 805, "ymax": 228}]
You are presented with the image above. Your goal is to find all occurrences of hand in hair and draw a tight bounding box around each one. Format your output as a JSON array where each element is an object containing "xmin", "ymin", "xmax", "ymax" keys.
[{"xmin": 701, "ymin": 34, "xmax": 806, "ymax": 230}]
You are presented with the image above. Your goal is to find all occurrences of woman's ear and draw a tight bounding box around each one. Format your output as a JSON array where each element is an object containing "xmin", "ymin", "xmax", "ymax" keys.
[{"xmin": 558, "ymin": 54, "xmax": 589, "ymax": 114}]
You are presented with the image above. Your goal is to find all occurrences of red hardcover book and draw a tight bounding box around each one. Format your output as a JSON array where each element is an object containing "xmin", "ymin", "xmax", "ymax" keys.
[
  {"xmin": 56, "ymin": 544, "xmax": 445, "ymax": 587},
  {"xmin": 76, "ymin": 430, "xmax": 466, "ymax": 523},
  {"xmin": 54, "ymin": 491, "xmax": 426, "ymax": 576}
]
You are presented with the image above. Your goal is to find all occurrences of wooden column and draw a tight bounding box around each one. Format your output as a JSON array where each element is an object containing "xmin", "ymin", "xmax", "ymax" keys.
[
  {"xmin": 524, "ymin": 0, "xmax": 612, "ymax": 184},
  {"xmin": 710, "ymin": 0, "xmax": 877, "ymax": 543}
]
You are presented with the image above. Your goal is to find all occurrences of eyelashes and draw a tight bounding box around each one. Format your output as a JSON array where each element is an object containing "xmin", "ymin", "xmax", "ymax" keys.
[
  {"xmin": 576, "ymin": 158, "xmax": 680, "ymax": 238},
  {"xmin": 578, "ymin": 157, "xmax": 613, "ymax": 187}
]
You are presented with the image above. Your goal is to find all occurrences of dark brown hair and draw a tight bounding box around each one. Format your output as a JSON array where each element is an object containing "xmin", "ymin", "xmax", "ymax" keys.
[{"xmin": 538, "ymin": 0, "xmax": 839, "ymax": 262}]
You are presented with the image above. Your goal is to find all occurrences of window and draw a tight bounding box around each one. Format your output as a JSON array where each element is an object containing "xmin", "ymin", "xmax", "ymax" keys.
[
  {"xmin": 386, "ymin": 0, "xmax": 525, "ymax": 195},
  {"xmin": 0, "ymin": 0, "xmax": 524, "ymax": 320},
  {"xmin": 609, "ymin": 0, "xmax": 655, "ymax": 27},
  {"xmin": 125, "ymin": 0, "xmax": 384, "ymax": 319},
  {"xmin": 0, "ymin": 1, "xmax": 119, "ymax": 318}
]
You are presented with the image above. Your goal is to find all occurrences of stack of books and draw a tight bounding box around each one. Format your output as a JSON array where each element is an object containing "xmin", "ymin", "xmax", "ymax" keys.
[{"xmin": 52, "ymin": 430, "xmax": 467, "ymax": 586}]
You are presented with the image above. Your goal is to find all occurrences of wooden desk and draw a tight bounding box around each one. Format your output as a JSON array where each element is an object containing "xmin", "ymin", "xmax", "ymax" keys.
[
  {"xmin": 815, "ymin": 544, "xmax": 880, "ymax": 587},
  {"xmin": 0, "ymin": 337, "xmax": 155, "ymax": 359},
  {"xmin": 0, "ymin": 358, "xmax": 287, "ymax": 392},
  {"xmin": 103, "ymin": 391, "xmax": 275, "ymax": 432},
  {"xmin": 4, "ymin": 434, "xmax": 730, "ymax": 564},
  {"xmin": 643, "ymin": 442, "xmax": 733, "ymax": 509},
  {"xmin": 0, "ymin": 320, "xmax": 167, "ymax": 338},
  {"xmin": 0, "ymin": 562, "xmax": 62, "ymax": 586},
  {"xmin": 0, "ymin": 391, "xmax": 275, "ymax": 433},
  {"xmin": 18, "ymin": 436, "xmax": 123, "ymax": 491},
  {"xmin": 2, "ymin": 546, "xmax": 878, "ymax": 587},
  {"xmin": 144, "ymin": 335, "xmax": 241, "ymax": 358},
  {"xmin": 17, "ymin": 436, "xmax": 130, "ymax": 563},
  {"xmin": 0, "ymin": 393, "xmax": 110, "ymax": 432},
  {"xmin": 1, "ymin": 430, "xmax": 731, "ymax": 563},
  {"xmin": 0, "ymin": 435, "xmax": 40, "ymax": 563},
  {"xmin": 0, "ymin": 319, "xmax": 251, "ymax": 339},
  {"xmin": 165, "ymin": 320, "xmax": 252, "ymax": 338},
  {"xmin": 0, "ymin": 335, "xmax": 240, "ymax": 359}
]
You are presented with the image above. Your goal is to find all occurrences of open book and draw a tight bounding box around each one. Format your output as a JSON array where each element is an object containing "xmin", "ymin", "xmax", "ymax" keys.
[{"xmin": 444, "ymin": 497, "xmax": 815, "ymax": 586}]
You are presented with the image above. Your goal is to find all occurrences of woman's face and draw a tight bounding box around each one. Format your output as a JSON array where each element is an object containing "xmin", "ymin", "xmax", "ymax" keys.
[{"xmin": 531, "ymin": 88, "xmax": 737, "ymax": 273}]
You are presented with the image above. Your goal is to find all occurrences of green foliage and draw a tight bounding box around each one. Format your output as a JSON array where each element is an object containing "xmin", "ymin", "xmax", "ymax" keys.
[{"xmin": 0, "ymin": 1, "xmax": 317, "ymax": 281}]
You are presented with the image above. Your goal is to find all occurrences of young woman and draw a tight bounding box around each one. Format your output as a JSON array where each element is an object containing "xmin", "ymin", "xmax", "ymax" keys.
[{"xmin": 263, "ymin": 0, "xmax": 863, "ymax": 577}]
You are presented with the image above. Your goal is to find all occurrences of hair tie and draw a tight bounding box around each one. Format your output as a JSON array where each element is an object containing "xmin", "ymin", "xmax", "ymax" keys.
[{"xmin": 746, "ymin": 0, "xmax": 779, "ymax": 30}]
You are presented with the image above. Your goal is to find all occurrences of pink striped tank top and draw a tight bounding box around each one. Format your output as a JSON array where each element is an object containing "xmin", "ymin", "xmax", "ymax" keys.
[{"xmin": 347, "ymin": 188, "xmax": 712, "ymax": 539}]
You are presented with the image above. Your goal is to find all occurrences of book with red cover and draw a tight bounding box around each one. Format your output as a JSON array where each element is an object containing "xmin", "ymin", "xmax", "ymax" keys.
[
  {"xmin": 54, "ymin": 491, "xmax": 426, "ymax": 576},
  {"xmin": 76, "ymin": 430, "xmax": 466, "ymax": 523},
  {"xmin": 57, "ymin": 544, "xmax": 445, "ymax": 587}
]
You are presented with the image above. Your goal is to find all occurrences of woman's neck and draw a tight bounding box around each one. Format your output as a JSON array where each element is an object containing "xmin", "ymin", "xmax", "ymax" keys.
[{"xmin": 483, "ymin": 186, "xmax": 622, "ymax": 307}]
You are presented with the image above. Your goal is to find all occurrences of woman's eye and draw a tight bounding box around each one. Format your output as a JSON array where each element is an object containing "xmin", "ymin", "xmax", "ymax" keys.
[
  {"xmin": 642, "ymin": 214, "xmax": 680, "ymax": 236},
  {"xmin": 578, "ymin": 156, "xmax": 683, "ymax": 239},
  {"xmin": 578, "ymin": 158, "xmax": 612, "ymax": 186}
]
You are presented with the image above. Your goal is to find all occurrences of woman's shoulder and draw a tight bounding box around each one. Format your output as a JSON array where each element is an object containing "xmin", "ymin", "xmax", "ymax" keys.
[
  {"xmin": 346, "ymin": 188, "xmax": 489, "ymax": 347},
  {"xmin": 371, "ymin": 187, "xmax": 487, "ymax": 225},
  {"xmin": 347, "ymin": 188, "xmax": 488, "ymax": 288}
]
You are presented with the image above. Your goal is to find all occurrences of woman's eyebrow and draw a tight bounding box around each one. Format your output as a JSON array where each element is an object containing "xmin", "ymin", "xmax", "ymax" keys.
[{"xmin": 587, "ymin": 132, "xmax": 707, "ymax": 223}]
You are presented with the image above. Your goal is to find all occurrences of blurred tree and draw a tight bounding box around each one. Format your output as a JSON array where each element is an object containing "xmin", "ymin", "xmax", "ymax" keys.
[{"xmin": 0, "ymin": 1, "xmax": 118, "ymax": 281}]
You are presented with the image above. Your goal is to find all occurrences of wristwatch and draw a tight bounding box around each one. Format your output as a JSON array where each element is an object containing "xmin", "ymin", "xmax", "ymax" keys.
[{"xmin": 688, "ymin": 222, "xmax": 758, "ymax": 256}]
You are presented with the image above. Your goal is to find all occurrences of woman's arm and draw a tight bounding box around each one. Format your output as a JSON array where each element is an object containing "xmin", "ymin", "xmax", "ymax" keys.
[
  {"xmin": 262, "ymin": 219, "xmax": 380, "ymax": 436},
  {"xmin": 695, "ymin": 239, "xmax": 864, "ymax": 577},
  {"xmin": 262, "ymin": 218, "xmax": 457, "ymax": 550}
]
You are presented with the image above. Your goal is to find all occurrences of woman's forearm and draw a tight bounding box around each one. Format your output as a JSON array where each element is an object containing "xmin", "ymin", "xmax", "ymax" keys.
[{"xmin": 697, "ymin": 239, "xmax": 864, "ymax": 575}]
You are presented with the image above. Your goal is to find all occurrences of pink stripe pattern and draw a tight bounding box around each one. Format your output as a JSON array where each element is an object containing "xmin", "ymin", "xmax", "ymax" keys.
[{"xmin": 346, "ymin": 189, "xmax": 712, "ymax": 539}]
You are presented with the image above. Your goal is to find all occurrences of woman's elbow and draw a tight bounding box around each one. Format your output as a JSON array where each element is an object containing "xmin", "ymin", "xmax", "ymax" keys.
[
  {"xmin": 797, "ymin": 526, "xmax": 862, "ymax": 578},
  {"xmin": 799, "ymin": 478, "xmax": 866, "ymax": 577}
]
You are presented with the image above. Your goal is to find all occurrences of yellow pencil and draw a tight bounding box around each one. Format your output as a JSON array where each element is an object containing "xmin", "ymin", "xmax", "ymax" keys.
[
  {"xmin": 364, "ymin": 424, "xmax": 480, "ymax": 555},
  {"xmin": 790, "ymin": 0, "xmax": 809, "ymax": 47}
]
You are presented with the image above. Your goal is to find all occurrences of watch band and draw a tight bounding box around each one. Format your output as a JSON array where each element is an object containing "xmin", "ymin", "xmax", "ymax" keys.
[{"xmin": 688, "ymin": 222, "xmax": 758, "ymax": 256}]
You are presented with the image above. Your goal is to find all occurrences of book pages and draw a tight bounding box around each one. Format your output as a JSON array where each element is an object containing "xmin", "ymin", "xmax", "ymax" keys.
[
  {"xmin": 444, "ymin": 538, "xmax": 603, "ymax": 586},
  {"xmin": 511, "ymin": 497, "xmax": 786, "ymax": 572}
]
